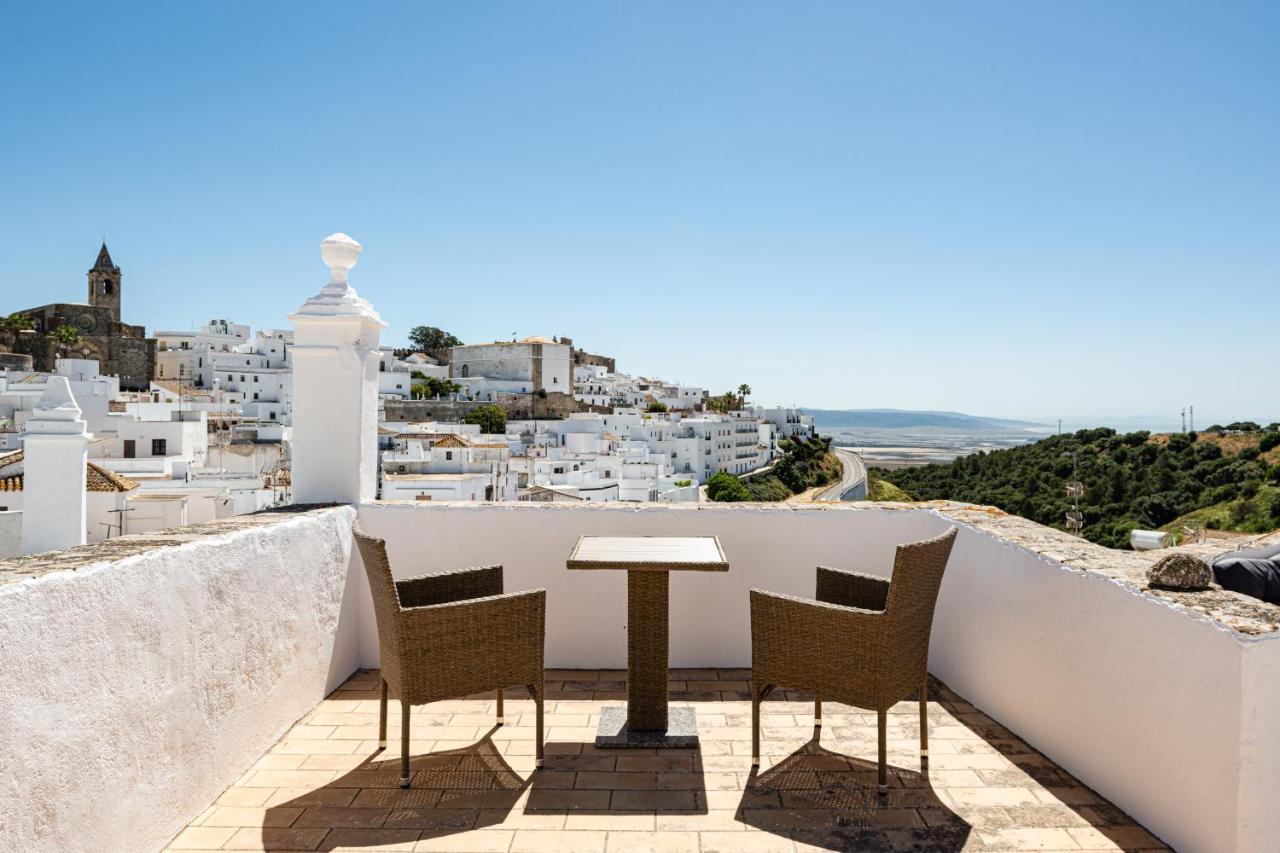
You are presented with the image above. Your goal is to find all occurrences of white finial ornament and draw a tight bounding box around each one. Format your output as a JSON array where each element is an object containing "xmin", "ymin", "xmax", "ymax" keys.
[
  {"xmin": 292, "ymin": 232, "xmax": 384, "ymax": 322},
  {"xmin": 25, "ymin": 376, "xmax": 89, "ymax": 436}
]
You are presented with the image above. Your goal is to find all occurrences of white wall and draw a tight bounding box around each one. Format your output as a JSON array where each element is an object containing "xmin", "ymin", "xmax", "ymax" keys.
[
  {"xmin": 354, "ymin": 501, "xmax": 1280, "ymax": 853},
  {"xmin": 0, "ymin": 506, "xmax": 360, "ymax": 853},
  {"xmin": 0, "ymin": 509, "xmax": 20, "ymax": 558}
]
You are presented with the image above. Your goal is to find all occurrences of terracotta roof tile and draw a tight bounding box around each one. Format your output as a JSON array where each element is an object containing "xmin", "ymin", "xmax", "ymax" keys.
[{"xmin": 0, "ymin": 450, "xmax": 138, "ymax": 493}]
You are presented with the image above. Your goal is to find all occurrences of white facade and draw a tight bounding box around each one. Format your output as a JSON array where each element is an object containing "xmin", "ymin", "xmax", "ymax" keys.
[
  {"xmin": 380, "ymin": 433, "xmax": 517, "ymax": 501},
  {"xmin": 449, "ymin": 338, "xmax": 571, "ymax": 393}
]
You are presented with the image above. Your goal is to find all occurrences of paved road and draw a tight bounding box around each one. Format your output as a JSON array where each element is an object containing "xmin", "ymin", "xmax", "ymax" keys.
[{"xmin": 821, "ymin": 447, "xmax": 867, "ymax": 501}]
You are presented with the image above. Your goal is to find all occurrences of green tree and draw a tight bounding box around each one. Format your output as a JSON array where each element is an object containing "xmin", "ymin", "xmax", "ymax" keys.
[
  {"xmin": 462, "ymin": 404, "xmax": 507, "ymax": 434},
  {"xmin": 408, "ymin": 326, "xmax": 462, "ymax": 352},
  {"xmin": 2, "ymin": 313, "xmax": 33, "ymax": 333},
  {"xmin": 646, "ymin": 401, "xmax": 668, "ymax": 413},
  {"xmin": 412, "ymin": 377, "xmax": 461, "ymax": 399},
  {"xmin": 50, "ymin": 323, "xmax": 80, "ymax": 355},
  {"xmin": 707, "ymin": 471, "xmax": 751, "ymax": 502}
]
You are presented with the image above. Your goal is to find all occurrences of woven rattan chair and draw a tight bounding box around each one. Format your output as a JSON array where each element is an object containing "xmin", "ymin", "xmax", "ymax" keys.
[
  {"xmin": 749, "ymin": 527, "xmax": 958, "ymax": 794},
  {"xmin": 353, "ymin": 524, "xmax": 546, "ymax": 788}
]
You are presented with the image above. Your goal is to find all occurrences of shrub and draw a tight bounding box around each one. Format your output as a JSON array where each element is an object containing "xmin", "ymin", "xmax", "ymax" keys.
[
  {"xmin": 462, "ymin": 404, "xmax": 506, "ymax": 434},
  {"xmin": 707, "ymin": 472, "xmax": 750, "ymax": 502}
]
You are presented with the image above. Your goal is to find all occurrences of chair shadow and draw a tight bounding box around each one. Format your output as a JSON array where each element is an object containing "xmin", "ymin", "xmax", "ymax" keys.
[
  {"xmin": 927, "ymin": 678, "xmax": 1169, "ymax": 850},
  {"xmin": 526, "ymin": 740, "xmax": 709, "ymax": 814},
  {"xmin": 738, "ymin": 727, "xmax": 971, "ymax": 852},
  {"xmin": 262, "ymin": 726, "xmax": 529, "ymax": 852}
]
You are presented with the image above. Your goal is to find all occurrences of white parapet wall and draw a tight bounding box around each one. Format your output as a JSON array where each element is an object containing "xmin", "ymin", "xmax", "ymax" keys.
[
  {"xmin": 3, "ymin": 499, "xmax": 1278, "ymax": 852},
  {"xmin": 355, "ymin": 500, "xmax": 1280, "ymax": 853},
  {"xmin": 0, "ymin": 506, "xmax": 360, "ymax": 853}
]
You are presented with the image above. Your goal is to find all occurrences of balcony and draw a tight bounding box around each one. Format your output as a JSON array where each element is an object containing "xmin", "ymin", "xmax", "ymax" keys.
[{"xmin": 4, "ymin": 500, "xmax": 1279, "ymax": 852}]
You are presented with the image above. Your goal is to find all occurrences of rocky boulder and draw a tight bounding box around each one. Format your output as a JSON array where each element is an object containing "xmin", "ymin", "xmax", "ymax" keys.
[{"xmin": 1147, "ymin": 552, "xmax": 1213, "ymax": 591}]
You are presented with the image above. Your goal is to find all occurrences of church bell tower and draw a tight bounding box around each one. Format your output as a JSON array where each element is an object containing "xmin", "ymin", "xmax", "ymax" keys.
[{"xmin": 88, "ymin": 242, "xmax": 121, "ymax": 321}]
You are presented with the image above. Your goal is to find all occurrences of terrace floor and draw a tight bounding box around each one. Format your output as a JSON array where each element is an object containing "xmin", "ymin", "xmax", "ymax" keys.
[{"xmin": 167, "ymin": 669, "xmax": 1168, "ymax": 852}]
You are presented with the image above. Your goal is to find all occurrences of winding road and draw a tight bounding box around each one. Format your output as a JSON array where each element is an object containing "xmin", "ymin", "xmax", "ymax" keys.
[{"xmin": 821, "ymin": 447, "xmax": 868, "ymax": 501}]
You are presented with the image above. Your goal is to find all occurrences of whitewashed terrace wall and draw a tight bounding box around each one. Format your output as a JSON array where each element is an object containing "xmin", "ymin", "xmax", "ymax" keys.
[
  {"xmin": 356, "ymin": 501, "xmax": 1280, "ymax": 853},
  {"xmin": 0, "ymin": 507, "xmax": 360, "ymax": 853}
]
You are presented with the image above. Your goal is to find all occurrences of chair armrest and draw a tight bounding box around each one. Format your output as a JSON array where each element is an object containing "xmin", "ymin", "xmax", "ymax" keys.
[
  {"xmin": 398, "ymin": 590, "xmax": 547, "ymax": 694},
  {"xmin": 816, "ymin": 566, "xmax": 889, "ymax": 611},
  {"xmin": 751, "ymin": 589, "xmax": 884, "ymax": 653},
  {"xmin": 396, "ymin": 565, "xmax": 503, "ymax": 608}
]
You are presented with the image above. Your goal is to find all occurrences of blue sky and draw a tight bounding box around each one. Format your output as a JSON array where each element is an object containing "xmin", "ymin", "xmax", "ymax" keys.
[{"xmin": 3, "ymin": 2, "xmax": 1277, "ymax": 422}]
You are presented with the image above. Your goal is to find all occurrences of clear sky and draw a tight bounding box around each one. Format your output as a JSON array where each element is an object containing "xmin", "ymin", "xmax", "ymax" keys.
[{"xmin": 4, "ymin": 2, "xmax": 1277, "ymax": 423}]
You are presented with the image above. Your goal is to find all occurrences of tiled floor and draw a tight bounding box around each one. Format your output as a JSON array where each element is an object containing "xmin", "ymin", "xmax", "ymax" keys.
[{"xmin": 168, "ymin": 669, "xmax": 1168, "ymax": 852}]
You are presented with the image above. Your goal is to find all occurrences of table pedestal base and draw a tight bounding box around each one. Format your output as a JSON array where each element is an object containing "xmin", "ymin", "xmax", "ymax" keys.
[{"xmin": 594, "ymin": 707, "xmax": 700, "ymax": 749}]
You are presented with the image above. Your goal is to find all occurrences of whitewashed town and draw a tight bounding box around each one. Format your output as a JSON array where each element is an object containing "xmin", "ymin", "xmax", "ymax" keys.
[{"xmin": 0, "ymin": 238, "xmax": 817, "ymax": 556}]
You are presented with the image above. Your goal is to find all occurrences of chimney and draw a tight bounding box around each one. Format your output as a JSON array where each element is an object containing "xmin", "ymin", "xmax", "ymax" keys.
[
  {"xmin": 21, "ymin": 376, "xmax": 91, "ymax": 554},
  {"xmin": 288, "ymin": 234, "xmax": 386, "ymax": 504}
]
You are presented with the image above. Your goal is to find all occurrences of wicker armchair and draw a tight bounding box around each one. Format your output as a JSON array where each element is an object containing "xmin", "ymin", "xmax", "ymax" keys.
[
  {"xmin": 749, "ymin": 527, "xmax": 958, "ymax": 793},
  {"xmin": 353, "ymin": 524, "xmax": 546, "ymax": 788}
]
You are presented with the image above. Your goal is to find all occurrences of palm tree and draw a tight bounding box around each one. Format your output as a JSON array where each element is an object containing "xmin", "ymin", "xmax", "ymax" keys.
[
  {"xmin": 738, "ymin": 383, "xmax": 752, "ymax": 409},
  {"xmin": 2, "ymin": 313, "xmax": 32, "ymax": 334},
  {"xmin": 50, "ymin": 323, "xmax": 80, "ymax": 357}
]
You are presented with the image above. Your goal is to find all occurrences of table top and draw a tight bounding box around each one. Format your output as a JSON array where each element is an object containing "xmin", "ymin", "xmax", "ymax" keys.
[{"xmin": 566, "ymin": 536, "xmax": 729, "ymax": 572}]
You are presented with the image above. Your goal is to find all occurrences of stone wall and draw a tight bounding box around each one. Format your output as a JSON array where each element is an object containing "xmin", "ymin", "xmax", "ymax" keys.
[
  {"xmin": 384, "ymin": 391, "xmax": 597, "ymax": 423},
  {"xmin": 0, "ymin": 307, "xmax": 156, "ymax": 390},
  {"xmin": 572, "ymin": 348, "xmax": 616, "ymax": 373}
]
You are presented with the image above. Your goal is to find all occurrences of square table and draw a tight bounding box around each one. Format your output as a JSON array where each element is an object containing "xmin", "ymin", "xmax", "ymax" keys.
[{"xmin": 567, "ymin": 535, "xmax": 729, "ymax": 748}]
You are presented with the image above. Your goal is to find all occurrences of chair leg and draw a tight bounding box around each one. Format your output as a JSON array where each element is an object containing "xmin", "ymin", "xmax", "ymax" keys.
[
  {"xmin": 751, "ymin": 692, "xmax": 760, "ymax": 766},
  {"xmin": 814, "ymin": 696, "xmax": 822, "ymax": 728},
  {"xmin": 920, "ymin": 673, "xmax": 929, "ymax": 762},
  {"xmin": 377, "ymin": 679, "xmax": 388, "ymax": 749},
  {"xmin": 535, "ymin": 692, "xmax": 544, "ymax": 768},
  {"xmin": 877, "ymin": 708, "xmax": 888, "ymax": 796},
  {"xmin": 496, "ymin": 688, "xmax": 505, "ymax": 725},
  {"xmin": 399, "ymin": 700, "xmax": 411, "ymax": 788}
]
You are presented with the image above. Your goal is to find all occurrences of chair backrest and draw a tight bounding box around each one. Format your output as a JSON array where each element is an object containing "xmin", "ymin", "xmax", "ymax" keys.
[
  {"xmin": 884, "ymin": 527, "xmax": 958, "ymax": 675},
  {"xmin": 352, "ymin": 524, "xmax": 401, "ymax": 682}
]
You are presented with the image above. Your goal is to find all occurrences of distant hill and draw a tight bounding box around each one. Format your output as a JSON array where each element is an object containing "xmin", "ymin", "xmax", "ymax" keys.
[
  {"xmin": 809, "ymin": 408, "xmax": 1046, "ymax": 431},
  {"xmin": 879, "ymin": 426, "xmax": 1280, "ymax": 548}
]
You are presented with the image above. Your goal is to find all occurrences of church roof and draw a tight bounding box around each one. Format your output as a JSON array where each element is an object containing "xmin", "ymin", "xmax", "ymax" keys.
[{"xmin": 92, "ymin": 242, "xmax": 117, "ymax": 271}]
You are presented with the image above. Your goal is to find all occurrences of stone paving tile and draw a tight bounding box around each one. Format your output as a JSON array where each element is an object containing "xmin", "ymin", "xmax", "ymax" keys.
[{"xmin": 165, "ymin": 669, "xmax": 1170, "ymax": 852}]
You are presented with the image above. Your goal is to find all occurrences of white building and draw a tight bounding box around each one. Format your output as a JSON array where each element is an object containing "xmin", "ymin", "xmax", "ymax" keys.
[
  {"xmin": 380, "ymin": 432, "xmax": 517, "ymax": 501},
  {"xmin": 450, "ymin": 337, "xmax": 571, "ymax": 395}
]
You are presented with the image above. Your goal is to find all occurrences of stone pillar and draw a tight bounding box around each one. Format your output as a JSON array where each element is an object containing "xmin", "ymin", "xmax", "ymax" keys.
[
  {"xmin": 21, "ymin": 376, "xmax": 91, "ymax": 555},
  {"xmin": 289, "ymin": 234, "xmax": 386, "ymax": 505}
]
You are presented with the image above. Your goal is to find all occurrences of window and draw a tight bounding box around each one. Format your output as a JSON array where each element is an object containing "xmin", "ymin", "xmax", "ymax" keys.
[
  {"xmin": 269, "ymin": 412, "xmax": 276, "ymax": 420},
  {"xmin": 240, "ymin": 375, "xmax": 245, "ymax": 382},
  {"xmin": 253, "ymin": 392, "xmax": 259, "ymax": 400},
  {"xmin": 253, "ymin": 375, "xmax": 259, "ymax": 382},
  {"xmin": 151, "ymin": 439, "xmax": 167, "ymax": 456},
  {"xmin": 445, "ymin": 451, "xmax": 453, "ymax": 461}
]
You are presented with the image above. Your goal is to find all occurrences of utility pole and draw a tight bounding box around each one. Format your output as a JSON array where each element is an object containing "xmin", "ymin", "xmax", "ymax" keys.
[
  {"xmin": 104, "ymin": 506, "xmax": 135, "ymax": 539},
  {"xmin": 1181, "ymin": 408, "xmax": 1186, "ymax": 434},
  {"xmin": 1190, "ymin": 405, "xmax": 1194, "ymax": 433}
]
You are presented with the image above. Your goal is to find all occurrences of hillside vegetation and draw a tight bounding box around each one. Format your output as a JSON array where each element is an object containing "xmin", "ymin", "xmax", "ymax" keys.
[
  {"xmin": 878, "ymin": 425, "xmax": 1280, "ymax": 548},
  {"xmin": 708, "ymin": 435, "xmax": 841, "ymax": 502}
]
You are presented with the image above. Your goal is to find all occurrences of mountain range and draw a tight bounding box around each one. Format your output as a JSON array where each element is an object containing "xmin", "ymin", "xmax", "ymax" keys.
[{"xmin": 807, "ymin": 408, "xmax": 1047, "ymax": 431}]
